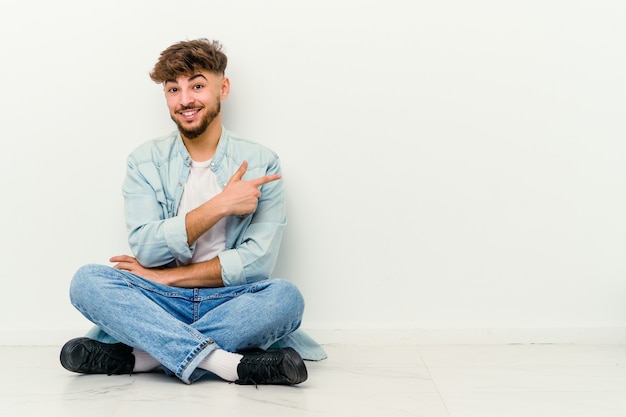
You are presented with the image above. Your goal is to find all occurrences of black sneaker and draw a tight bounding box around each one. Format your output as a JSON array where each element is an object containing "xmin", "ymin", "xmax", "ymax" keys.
[
  {"xmin": 60, "ymin": 337, "xmax": 135, "ymax": 375},
  {"xmin": 235, "ymin": 347, "xmax": 307, "ymax": 385}
]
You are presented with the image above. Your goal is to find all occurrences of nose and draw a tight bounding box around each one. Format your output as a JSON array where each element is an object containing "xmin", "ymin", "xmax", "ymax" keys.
[{"xmin": 180, "ymin": 89, "xmax": 195, "ymax": 107}]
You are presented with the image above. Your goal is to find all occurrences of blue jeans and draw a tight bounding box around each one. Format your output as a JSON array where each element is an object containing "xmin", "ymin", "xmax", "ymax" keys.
[{"xmin": 69, "ymin": 264, "xmax": 305, "ymax": 384}]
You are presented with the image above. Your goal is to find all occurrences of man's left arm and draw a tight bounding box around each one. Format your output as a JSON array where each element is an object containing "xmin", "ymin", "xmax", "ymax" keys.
[
  {"xmin": 110, "ymin": 254, "xmax": 224, "ymax": 287},
  {"xmin": 218, "ymin": 156, "xmax": 286, "ymax": 286}
]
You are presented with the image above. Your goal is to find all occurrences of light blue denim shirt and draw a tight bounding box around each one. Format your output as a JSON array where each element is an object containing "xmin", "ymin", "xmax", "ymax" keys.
[
  {"xmin": 114, "ymin": 127, "xmax": 326, "ymax": 361},
  {"xmin": 123, "ymin": 127, "xmax": 285, "ymax": 287}
]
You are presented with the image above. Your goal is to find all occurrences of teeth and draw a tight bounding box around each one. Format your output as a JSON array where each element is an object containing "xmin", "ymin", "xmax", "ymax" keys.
[{"xmin": 181, "ymin": 109, "xmax": 198, "ymax": 117}]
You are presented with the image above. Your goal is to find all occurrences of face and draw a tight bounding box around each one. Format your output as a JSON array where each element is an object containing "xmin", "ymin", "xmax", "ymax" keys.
[{"xmin": 164, "ymin": 71, "xmax": 229, "ymax": 140}]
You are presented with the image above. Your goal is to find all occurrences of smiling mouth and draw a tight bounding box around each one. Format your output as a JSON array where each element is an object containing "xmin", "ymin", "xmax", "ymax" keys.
[{"xmin": 178, "ymin": 107, "xmax": 202, "ymax": 119}]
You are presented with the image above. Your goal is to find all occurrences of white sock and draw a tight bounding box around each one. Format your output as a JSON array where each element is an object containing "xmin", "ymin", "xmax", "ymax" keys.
[
  {"xmin": 197, "ymin": 349, "xmax": 243, "ymax": 382},
  {"xmin": 132, "ymin": 349, "xmax": 161, "ymax": 372}
]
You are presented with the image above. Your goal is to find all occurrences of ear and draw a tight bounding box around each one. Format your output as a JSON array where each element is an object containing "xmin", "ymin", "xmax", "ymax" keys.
[{"xmin": 220, "ymin": 77, "xmax": 231, "ymax": 99}]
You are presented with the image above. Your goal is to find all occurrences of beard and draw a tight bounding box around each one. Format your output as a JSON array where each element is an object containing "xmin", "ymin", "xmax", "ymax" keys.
[{"xmin": 172, "ymin": 99, "xmax": 221, "ymax": 140}]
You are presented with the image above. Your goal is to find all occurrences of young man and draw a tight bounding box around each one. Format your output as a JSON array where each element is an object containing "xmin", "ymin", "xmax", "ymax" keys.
[{"xmin": 60, "ymin": 39, "xmax": 325, "ymax": 385}]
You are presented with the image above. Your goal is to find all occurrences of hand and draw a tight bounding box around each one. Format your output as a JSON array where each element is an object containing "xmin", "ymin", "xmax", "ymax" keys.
[
  {"xmin": 110, "ymin": 255, "xmax": 164, "ymax": 283},
  {"xmin": 218, "ymin": 160, "xmax": 281, "ymax": 216}
]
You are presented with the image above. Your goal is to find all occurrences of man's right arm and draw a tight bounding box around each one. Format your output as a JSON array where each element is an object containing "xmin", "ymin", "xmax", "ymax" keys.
[
  {"xmin": 184, "ymin": 160, "xmax": 281, "ymax": 245},
  {"xmin": 123, "ymin": 154, "xmax": 192, "ymax": 267}
]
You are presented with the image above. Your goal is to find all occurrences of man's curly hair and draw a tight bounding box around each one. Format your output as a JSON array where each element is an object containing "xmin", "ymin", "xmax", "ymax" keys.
[{"xmin": 150, "ymin": 39, "xmax": 228, "ymax": 83}]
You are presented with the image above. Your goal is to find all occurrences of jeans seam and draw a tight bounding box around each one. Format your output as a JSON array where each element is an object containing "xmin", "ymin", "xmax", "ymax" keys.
[{"xmin": 178, "ymin": 338, "xmax": 215, "ymax": 383}]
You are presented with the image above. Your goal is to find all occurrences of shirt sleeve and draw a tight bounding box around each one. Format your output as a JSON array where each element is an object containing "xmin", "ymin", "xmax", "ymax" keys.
[
  {"xmin": 218, "ymin": 156, "xmax": 286, "ymax": 286},
  {"xmin": 122, "ymin": 156, "xmax": 193, "ymax": 267}
]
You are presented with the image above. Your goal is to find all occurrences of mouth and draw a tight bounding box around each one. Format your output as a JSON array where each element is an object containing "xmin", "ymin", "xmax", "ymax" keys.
[{"xmin": 177, "ymin": 107, "xmax": 202, "ymax": 121}]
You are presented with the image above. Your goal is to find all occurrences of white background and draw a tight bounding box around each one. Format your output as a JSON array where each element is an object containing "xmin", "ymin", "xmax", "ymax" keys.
[{"xmin": 1, "ymin": 0, "xmax": 625, "ymax": 344}]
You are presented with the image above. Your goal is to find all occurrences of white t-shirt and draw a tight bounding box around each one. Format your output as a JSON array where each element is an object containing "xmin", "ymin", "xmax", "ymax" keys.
[{"xmin": 176, "ymin": 159, "xmax": 227, "ymax": 265}]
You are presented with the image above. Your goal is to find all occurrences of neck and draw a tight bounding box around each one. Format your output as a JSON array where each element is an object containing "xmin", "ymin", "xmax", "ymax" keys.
[{"xmin": 181, "ymin": 118, "xmax": 222, "ymax": 162}]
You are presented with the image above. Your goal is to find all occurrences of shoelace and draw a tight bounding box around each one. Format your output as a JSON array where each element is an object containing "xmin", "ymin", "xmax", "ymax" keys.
[
  {"xmin": 239, "ymin": 354, "xmax": 285, "ymax": 385},
  {"xmin": 83, "ymin": 346, "xmax": 131, "ymax": 375}
]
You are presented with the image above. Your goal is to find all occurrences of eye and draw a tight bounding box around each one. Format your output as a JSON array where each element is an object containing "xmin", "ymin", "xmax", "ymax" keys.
[
  {"xmin": 193, "ymin": 84, "xmax": 204, "ymax": 90},
  {"xmin": 167, "ymin": 87, "xmax": 179, "ymax": 93}
]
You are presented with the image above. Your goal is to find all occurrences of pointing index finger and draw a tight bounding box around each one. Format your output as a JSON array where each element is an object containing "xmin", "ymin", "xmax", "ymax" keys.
[{"xmin": 250, "ymin": 173, "xmax": 282, "ymax": 188}]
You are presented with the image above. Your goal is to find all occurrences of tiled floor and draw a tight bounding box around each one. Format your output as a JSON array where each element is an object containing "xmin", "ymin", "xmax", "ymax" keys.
[{"xmin": 2, "ymin": 344, "xmax": 626, "ymax": 416}]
